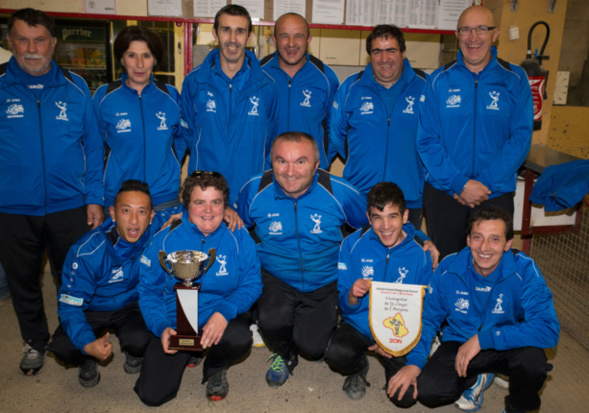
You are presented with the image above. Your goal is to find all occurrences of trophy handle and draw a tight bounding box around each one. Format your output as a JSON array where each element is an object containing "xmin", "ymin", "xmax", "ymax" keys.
[
  {"xmin": 158, "ymin": 251, "xmax": 172, "ymax": 276},
  {"xmin": 203, "ymin": 248, "xmax": 216, "ymax": 274}
]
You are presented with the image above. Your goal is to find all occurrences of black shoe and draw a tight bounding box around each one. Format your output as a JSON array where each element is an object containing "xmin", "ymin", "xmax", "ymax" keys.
[
  {"xmin": 343, "ymin": 363, "xmax": 370, "ymax": 400},
  {"xmin": 206, "ymin": 369, "xmax": 229, "ymax": 401},
  {"xmin": 78, "ymin": 358, "xmax": 100, "ymax": 388},
  {"xmin": 20, "ymin": 344, "xmax": 44, "ymax": 376},
  {"xmin": 123, "ymin": 352, "xmax": 142, "ymax": 374},
  {"xmin": 186, "ymin": 355, "xmax": 203, "ymax": 368}
]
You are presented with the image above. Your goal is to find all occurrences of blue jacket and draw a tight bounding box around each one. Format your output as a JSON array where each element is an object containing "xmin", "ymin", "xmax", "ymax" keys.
[
  {"xmin": 234, "ymin": 169, "xmax": 368, "ymax": 293},
  {"xmin": 417, "ymin": 47, "xmax": 532, "ymax": 198},
  {"xmin": 182, "ymin": 50, "xmax": 279, "ymax": 204},
  {"xmin": 260, "ymin": 52, "xmax": 339, "ymax": 169},
  {"xmin": 338, "ymin": 223, "xmax": 433, "ymax": 340},
  {"xmin": 0, "ymin": 59, "xmax": 104, "ymax": 215},
  {"xmin": 329, "ymin": 59, "xmax": 427, "ymax": 207},
  {"xmin": 57, "ymin": 216, "xmax": 164, "ymax": 353},
  {"xmin": 529, "ymin": 159, "xmax": 589, "ymax": 211},
  {"xmin": 93, "ymin": 75, "xmax": 187, "ymax": 208},
  {"xmin": 407, "ymin": 247, "xmax": 560, "ymax": 369},
  {"xmin": 138, "ymin": 212, "xmax": 262, "ymax": 337}
]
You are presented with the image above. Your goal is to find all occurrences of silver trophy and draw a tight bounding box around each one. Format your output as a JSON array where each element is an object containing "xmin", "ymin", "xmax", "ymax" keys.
[{"xmin": 158, "ymin": 248, "xmax": 216, "ymax": 351}]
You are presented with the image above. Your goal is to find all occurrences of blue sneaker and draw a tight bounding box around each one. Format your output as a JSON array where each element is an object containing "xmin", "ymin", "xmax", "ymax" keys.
[
  {"xmin": 455, "ymin": 373, "xmax": 495, "ymax": 412},
  {"xmin": 265, "ymin": 353, "xmax": 289, "ymax": 388}
]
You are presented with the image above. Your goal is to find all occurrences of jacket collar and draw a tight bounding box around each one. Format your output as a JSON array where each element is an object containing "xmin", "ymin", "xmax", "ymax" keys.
[
  {"xmin": 446, "ymin": 245, "xmax": 518, "ymax": 283},
  {"xmin": 5, "ymin": 58, "xmax": 66, "ymax": 87}
]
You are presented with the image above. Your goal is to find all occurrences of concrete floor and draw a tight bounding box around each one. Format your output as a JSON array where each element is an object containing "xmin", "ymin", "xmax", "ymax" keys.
[{"xmin": 0, "ymin": 268, "xmax": 587, "ymax": 413}]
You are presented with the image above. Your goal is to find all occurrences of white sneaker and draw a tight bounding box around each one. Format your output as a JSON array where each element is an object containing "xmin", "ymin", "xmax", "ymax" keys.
[
  {"xmin": 250, "ymin": 324, "xmax": 265, "ymax": 348},
  {"xmin": 455, "ymin": 373, "xmax": 495, "ymax": 412},
  {"xmin": 494, "ymin": 374, "xmax": 509, "ymax": 388}
]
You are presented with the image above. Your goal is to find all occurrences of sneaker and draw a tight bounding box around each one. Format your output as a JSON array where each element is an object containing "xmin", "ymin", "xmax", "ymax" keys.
[
  {"xmin": 250, "ymin": 324, "xmax": 265, "ymax": 348},
  {"xmin": 342, "ymin": 363, "xmax": 370, "ymax": 400},
  {"xmin": 494, "ymin": 374, "xmax": 509, "ymax": 389},
  {"xmin": 265, "ymin": 353, "xmax": 289, "ymax": 388},
  {"xmin": 206, "ymin": 369, "xmax": 229, "ymax": 401},
  {"xmin": 123, "ymin": 352, "xmax": 142, "ymax": 374},
  {"xmin": 78, "ymin": 358, "xmax": 100, "ymax": 388},
  {"xmin": 455, "ymin": 373, "xmax": 495, "ymax": 412},
  {"xmin": 186, "ymin": 354, "xmax": 203, "ymax": 368},
  {"xmin": 20, "ymin": 344, "xmax": 44, "ymax": 376}
]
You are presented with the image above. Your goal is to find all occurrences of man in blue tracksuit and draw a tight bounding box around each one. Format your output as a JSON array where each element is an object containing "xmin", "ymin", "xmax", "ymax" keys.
[
  {"xmin": 234, "ymin": 131, "xmax": 368, "ymax": 388},
  {"xmin": 388, "ymin": 206, "xmax": 560, "ymax": 413},
  {"xmin": 260, "ymin": 13, "xmax": 339, "ymax": 169},
  {"xmin": 181, "ymin": 5, "xmax": 279, "ymax": 205},
  {"xmin": 326, "ymin": 182, "xmax": 433, "ymax": 403},
  {"xmin": 135, "ymin": 171, "xmax": 262, "ymax": 404},
  {"xmin": 49, "ymin": 180, "xmax": 161, "ymax": 388},
  {"xmin": 417, "ymin": 5, "xmax": 533, "ymax": 259},
  {"xmin": 330, "ymin": 25, "xmax": 427, "ymax": 228},
  {"xmin": 0, "ymin": 8, "xmax": 104, "ymax": 376}
]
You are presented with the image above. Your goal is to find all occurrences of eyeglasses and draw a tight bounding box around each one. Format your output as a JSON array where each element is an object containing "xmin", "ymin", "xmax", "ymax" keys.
[
  {"xmin": 189, "ymin": 170, "xmax": 223, "ymax": 178},
  {"xmin": 457, "ymin": 25, "xmax": 496, "ymax": 36}
]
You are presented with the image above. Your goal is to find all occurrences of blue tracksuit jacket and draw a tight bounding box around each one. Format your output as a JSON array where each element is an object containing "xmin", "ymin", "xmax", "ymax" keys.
[
  {"xmin": 234, "ymin": 169, "xmax": 368, "ymax": 293},
  {"xmin": 181, "ymin": 50, "xmax": 279, "ymax": 204},
  {"xmin": 0, "ymin": 59, "xmax": 104, "ymax": 215},
  {"xmin": 407, "ymin": 247, "xmax": 560, "ymax": 369},
  {"xmin": 138, "ymin": 212, "xmax": 262, "ymax": 337},
  {"xmin": 329, "ymin": 59, "xmax": 427, "ymax": 207},
  {"xmin": 260, "ymin": 52, "xmax": 340, "ymax": 169},
  {"xmin": 417, "ymin": 47, "xmax": 533, "ymax": 198},
  {"xmin": 338, "ymin": 223, "xmax": 433, "ymax": 340},
  {"xmin": 93, "ymin": 75, "xmax": 187, "ymax": 208}
]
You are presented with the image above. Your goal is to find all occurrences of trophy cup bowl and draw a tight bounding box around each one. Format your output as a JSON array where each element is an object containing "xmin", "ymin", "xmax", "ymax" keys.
[{"xmin": 158, "ymin": 249, "xmax": 216, "ymax": 351}]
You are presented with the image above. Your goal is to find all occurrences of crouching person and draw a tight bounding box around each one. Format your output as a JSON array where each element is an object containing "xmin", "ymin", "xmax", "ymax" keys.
[
  {"xmin": 134, "ymin": 171, "xmax": 262, "ymax": 405},
  {"xmin": 325, "ymin": 182, "xmax": 433, "ymax": 404},
  {"xmin": 388, "ymin": 206, "xmax": 560, "ymax": 413},
  {"xmin": 49, "ymin": 180, "xmax": 159, "ymax": 387}
]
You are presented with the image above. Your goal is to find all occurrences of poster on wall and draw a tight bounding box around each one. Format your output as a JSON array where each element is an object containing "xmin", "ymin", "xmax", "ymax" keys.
[
  {"xmin": 273, "ymin": 0, "xmax": 306, "ymax": 21},
  {"xmin": 84, "ymin": 0, "xmax": 116, "ymax": 15},
  {"xmin": 148, "ymin": 0, "xmax": 183, "ymax": 17},
  {"xmin": 313, "ymin": 0, "xmax": 345, "ymax": 24},
  {"xmin": 194, "ymin": 0, "xmax": 228, "ymax": 18},
  {"xmin": 235, "ymin": 0, "xmax": 265, "ymax": 19}
]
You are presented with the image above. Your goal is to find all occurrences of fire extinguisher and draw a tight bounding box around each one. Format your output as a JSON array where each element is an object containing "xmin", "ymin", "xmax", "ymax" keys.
[{"xmin": 521, "ymin": 21, "xmax": 550, "ymax": 131}]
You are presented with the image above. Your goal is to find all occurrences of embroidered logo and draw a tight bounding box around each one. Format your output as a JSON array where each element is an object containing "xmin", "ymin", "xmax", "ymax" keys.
[
  {"xmin": 338, "ymin": 262, "xmax": 348, "ymax": 270},
  {"xmin": 361, "ymin": 265, "xmax": 374, "ymax": 279},
  {"xmin": 300, "ymin": 90, "xmax": 312, "ymax": 107},
  {"xmin": 116, "ymin": 119, "xmax": 132, "ymax": 133},
  {"xmin": 206, "ymin": 99, "xmax": 216, "ymax": 113},
  {"xmin": 487, "ymin": 91, "xmax": 500, "ymax": 110},
  {"xmin": 395, "ymin": 267, "xmax": 409, "ymax": 283},
  {"xmin": 454, "ymin": 298, "xmax": 469, "ymax": 313},
  {"xmin": 72, "ymin": 262, "xmax": 79, "ymax": 270},
  {"xmin": 248, "ymin": 96, "xmax": 260, "ymax": 116},
  {"xmin": 492, "ymin": 293, "xmax": 504, "ymax": 314},
  {"xmin": 55, "ymin": 101, "xmax": 69, "ymax": 121},
  {"xmin": 156, "ymin": 111, "xmax": 168, "ymax": 130},
  {"xmin": 446, "ymin": 95, "xmax": 461, "ymax": 108},
  {"xmin": 6, "ymin": 103, "xmax": 24, "ymax": 118},
  {"xmin": 59, "ymin": 294, "xmax": 83, "ymax": 306},
  {"xmin": 269, "ymin": 221, "xmax": 283, "ymax": 235},
  {"xmin": 140, "ymin": 255, "xmax": 151, "ymax": 267},
  {"xmin": 475, "ymin": 286, "xmax": 492, "ymax": 292},
  {"xmin": 360, "ymin": 101, "xmax": 374, "ymax": 115},
  {"xmin": 402, "ymin": 96, "xmax": 415, "ymax": 114},
  {"xmin": 310, "ymin": 214, "xmax": 322, "ymax": 234},
  {"xmin": 109, "ymin": 267, "xmax": 124, "ymax": 283},
  {"xmin": 216, "ymin": 255, "xmax": 228, "ymax": 276}
]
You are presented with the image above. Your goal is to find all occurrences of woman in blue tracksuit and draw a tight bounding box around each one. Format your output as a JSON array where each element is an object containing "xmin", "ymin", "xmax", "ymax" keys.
[{"xmin": 93, "ymin": 26, "xmax": 187, "ymax": 214}]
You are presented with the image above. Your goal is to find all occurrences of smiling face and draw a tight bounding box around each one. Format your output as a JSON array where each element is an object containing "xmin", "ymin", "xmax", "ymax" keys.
[
  {"xmin": 8, "ymin": 19, "xmax": 56, "ymax": 76},
  {"xmin": 274, "ymin": 14, "xmax": 310, "ymax": 74},
  {"xmin": 467, "ymin": 219, "xmax": 513, "ymax": 277},
  {"xmin": 369, "ymin": 36, "xmax": 405, "ymax": 86},
  {"xmin": 120, "ymin": 40, "xmax": 155, "ymax": 92},
  {"xmin": 368, "ymin": 203, "xmax": 408, "ymax": 248},
  {"xmin": 271, "ymin": 138, "xmax": 319, "ymax": 199},
  {"xmin": 110, "ymin": 191, "xmax": 154, "ymax": 243},
  {"xmin": 456, "ymin": 6, "xmax": 499, "ymax": 74},
  {"xmin": 213, "ymin": 13, "xmax": 252, "ymax": 68},
  {"xmin": 187, "ymin": 186, "xmax": 225, "ymax": 237}
]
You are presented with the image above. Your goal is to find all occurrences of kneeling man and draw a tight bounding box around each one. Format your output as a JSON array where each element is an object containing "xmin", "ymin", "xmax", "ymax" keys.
[{"xmin": 388, "ymin": 206, "xmax": 560, "ymax": 413}]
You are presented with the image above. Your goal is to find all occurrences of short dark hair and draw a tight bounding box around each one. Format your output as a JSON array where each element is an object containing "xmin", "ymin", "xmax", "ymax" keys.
[
  {"xmin": 274, "ymin": 13, "xmax": 310, "ymax": 37},
  {"xmin": 181, "ymin": 171, "xmax": 229, "ymax": 209},
  {"xmin": 213, "ymin": 4, "xmax": 253, "ymax": 35},
  {"xmin": 467, "ymin": 206, "xmax": 514, "ymax": 241},
  {"xmin": 114, "ymin": 180, "xmax": 153, "ymax": 209},
  {"xmin": 367, "ymin": 182, "xmax": 406, "ymax": 215},
  {"xmin": 366, "ymin": 24, "xmax": 406, "ymax": 55},
  {"xmin": 113, "ymin": 26, "xmax": 165, "ymax": 72},
  {"xmin": 8, "ymin": 8, "xmax": 55, "ymax": 37},
  {"xmin": 271, "ymin": 131, "xmax": 320, "ymax": 164}
]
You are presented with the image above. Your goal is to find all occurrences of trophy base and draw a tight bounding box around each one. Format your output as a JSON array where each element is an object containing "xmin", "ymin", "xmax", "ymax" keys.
[{"xmin": 169, "ymin": 334, "xmax": 203, "ymax": 352}]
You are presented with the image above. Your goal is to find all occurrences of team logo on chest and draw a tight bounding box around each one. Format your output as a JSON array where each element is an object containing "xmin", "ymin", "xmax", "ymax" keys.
[
  {"xmin": 402, "ymin": 96, "xmax": 415, "ymax": 114},
  {"xmin": 6, "ymin": 103, "xmax": 24, "ymax": 118},
  {"xmin": 310, "ymin": 214, "xmax": 322, "ymax": 234},
  {"xmin": 216, "ymin": 255, "xmax": 228, "ymax": 276},
  {"xmin": 248, "ymin": 96, "xmax": 260, "ymax": 116},
  {"xmin": 116, "ymin": 118, "xmax": 132, "ymax": 132},
  {"xmin": 55, "ymin": 101, "xmax": 69, "ymax": 121},
  {"xmin": 487, "ymin": 91, "xmax": 500, "ymax": 110},
  {"xmin": 360, "ymin": 100, "xmax": 374, "ymax": 115},
  {"xmin": 156, "ymin": 111, "xmax": 168, "ymax": 130},
  {"xmin": 361, "ymin": 265, "xmax": 374, "ymax": 279},
  {"xmin": 446, "ymin": 94, "xmax": 461, "ymax": 108},
  {"xmin": 454, "ymin": 297, "xmax": 469, "ymax": 313},
  {"xmin": 109, "ymin": 267, "xmax": 124, "ymax": 283},
  {"xmin": 269, "ymin": 221, "xmax": 283, "ymax": 235},
  {"xmin": 492, "ymin": 293, "xmax": 504, "ymax": 314},
  {"xmin": 395, "ymin": 267, "xmax": 409, "ymax": 283},
  {"xmin": 300, "ymin": 90, "xmax": 312, "ymax": 107}
]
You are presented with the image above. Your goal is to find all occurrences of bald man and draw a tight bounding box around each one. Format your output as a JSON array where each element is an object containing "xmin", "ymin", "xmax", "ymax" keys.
[{"xmin": 417, "ymin": 5, "xmax": 533, "ymax": 260}]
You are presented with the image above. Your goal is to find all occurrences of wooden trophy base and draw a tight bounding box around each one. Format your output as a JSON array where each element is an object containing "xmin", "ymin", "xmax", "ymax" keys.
[
  {"xmin": 169, "ymin": 334, "xmax": 203, "ymax": 352},
  {"xmin": 170, "ymin": 283, "xmax": 202, "ymax": 352}
]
